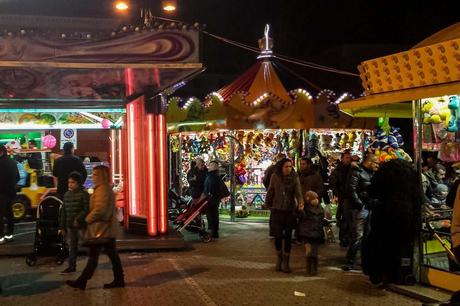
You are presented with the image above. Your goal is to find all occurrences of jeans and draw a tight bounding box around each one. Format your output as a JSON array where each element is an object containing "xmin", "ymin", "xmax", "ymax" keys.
[
  {"xmin": 78, "ymin": 238, "xmax": 123, "ymax": 282},
  {"xmin": 272, "ymin": 210, "xmax": 295, "ymax": 253},
  {"xmin": 67, "ymin": 227, "xmax": 83, "ymax": 269},
  {"xmin": 337, "ymin": 199, "xmax": 350, "ymax": 245},
  {"xmin": 0, "ymin": 195, "xmax": 14, "ymax": 237},
  {"xmin": 206, "ymin": 201, "xmax": 220, "ymax": 238},
  {"xmin": 346, "ymin": 208, "xmax": 369, "ymax": 265}
]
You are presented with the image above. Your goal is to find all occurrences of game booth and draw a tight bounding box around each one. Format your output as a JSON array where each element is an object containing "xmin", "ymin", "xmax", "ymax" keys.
[
  {"xmin": 339, "ymin": 23, "xmax": 460, "ymax": 291},
  {"xmin": 167, "ymin": 27, "xmax": 375, "ymax": 221}
]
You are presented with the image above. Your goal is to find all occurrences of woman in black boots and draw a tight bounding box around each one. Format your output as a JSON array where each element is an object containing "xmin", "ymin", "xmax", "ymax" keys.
[
  {"xmin": 265, "ymin": 158, "xmax": 304, "ymax": 273},
  {"xmin": 66, "ymin": 165, "xmax": 124, "ymax": 290}
]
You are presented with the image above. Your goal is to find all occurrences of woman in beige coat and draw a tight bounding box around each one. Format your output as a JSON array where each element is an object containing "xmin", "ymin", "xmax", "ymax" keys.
[{"xmin": 66, "ymin": 165, "xmax": 124, "ymax": 290}]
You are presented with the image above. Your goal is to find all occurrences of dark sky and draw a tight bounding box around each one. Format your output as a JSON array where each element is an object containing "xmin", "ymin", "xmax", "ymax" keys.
[{"xmin": 0, "ymin": 0, "xmax": 459, "ymax": 94}]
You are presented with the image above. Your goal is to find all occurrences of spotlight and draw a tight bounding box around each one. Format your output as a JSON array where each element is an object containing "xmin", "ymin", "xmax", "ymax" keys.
[
  {"xmin": 114, "ymin": 1, "xmax": 129, "ymax": 11},
  {"xmin": 162, "ymin": 0, "xmax": 177, "ymax": 12}
]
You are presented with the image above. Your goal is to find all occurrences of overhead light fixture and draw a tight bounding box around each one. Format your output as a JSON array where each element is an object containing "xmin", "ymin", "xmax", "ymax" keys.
[
  {"xmin": 162, "ymin": 0, "xmax": 177, "ymax": 12},
  {"xmin": 114, "ymin": 1, "xmax": 129, "ymax": 11}
]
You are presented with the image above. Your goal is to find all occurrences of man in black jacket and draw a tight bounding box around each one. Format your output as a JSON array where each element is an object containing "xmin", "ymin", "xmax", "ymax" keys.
[
  {"xmin": 0, "ymin": 145, "xmax": 20, "ymax": 244},
  {"xmin": 342, "ymin": 153, "xmax": 379, "ymax": 271},
  {"xmin": 203, "ymin": 161, "xmax": 226, "ymax": 239},
  {"xmin": 330, "ymin": 151, "xmax": 352, "ymax": 247},
  {"xmin": 53, "ymin": 142, "xmax": 87, "ymax": 199},
  {"xmin": 187, "ymin": 158, "xmax": 208, "ymax": 203}
]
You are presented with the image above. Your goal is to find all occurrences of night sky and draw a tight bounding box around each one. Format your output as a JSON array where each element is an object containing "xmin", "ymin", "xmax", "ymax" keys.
[{"xmin": 0, "ymin": 0, "xmax": 459, "ymax": 95}]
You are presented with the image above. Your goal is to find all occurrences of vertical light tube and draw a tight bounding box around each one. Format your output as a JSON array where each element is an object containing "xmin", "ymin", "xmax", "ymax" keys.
[
  {"xmin": 110, "ymin": 129, "xmax": 116, "ymax": 183},
  {"xmin": 127, "ymin": 102, "xmax": 137, "ymax": 215},
  {"xmin": 147, "ymin": 114, "xmax": 158, "ymax": 235},
  {"xmin": 157, "ymin": 114, "xmax": 168, "ymax": 234},
  {"xmin": 117, "ymin": 129, "xmax": 123, "ymax": 182}
]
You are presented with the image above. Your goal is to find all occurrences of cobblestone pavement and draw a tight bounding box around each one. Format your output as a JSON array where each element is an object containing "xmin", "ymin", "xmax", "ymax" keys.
[{"xmin": 0, "ymin": 221, "xmax": 420, "ymax": 306}]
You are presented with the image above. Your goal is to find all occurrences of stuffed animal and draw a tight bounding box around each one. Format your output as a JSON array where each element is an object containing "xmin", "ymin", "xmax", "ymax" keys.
[{"xmin": 447, "ymin": 95, "xmax": 460, "ymax": 132}]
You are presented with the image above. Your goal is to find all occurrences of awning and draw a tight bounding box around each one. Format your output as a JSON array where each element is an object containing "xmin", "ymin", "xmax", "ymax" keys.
[{"xmin": 339, "ymin": 81, "xmax": 460, "ymax": 118}]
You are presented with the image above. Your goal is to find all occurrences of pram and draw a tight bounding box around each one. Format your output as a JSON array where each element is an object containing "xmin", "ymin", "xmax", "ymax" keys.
[
  {"xmin": 168, "ymin": 188, "xmax": 192, "ymax": 221},
  {"xmin": 173, "ymin": 196, "xmax": 211, "ymax": 242},
  {"xmin": 25, "ymin": 196, "xmax": 69, "ymax": 266}
]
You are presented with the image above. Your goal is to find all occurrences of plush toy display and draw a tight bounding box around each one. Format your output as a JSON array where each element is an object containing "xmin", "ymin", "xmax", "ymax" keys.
[{"xmin": 370, "ymin": 125, "xmax": 411, "ymax": 163}]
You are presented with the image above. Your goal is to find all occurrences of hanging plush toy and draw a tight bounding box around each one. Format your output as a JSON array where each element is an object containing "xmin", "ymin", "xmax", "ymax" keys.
[
  {"xmin": 234, "ymin": 162, "xmax": 247, "ymax": 185},
  {"xmin": 447, "ymin": 95, "xmax": 460, "ymax": 132},
  {"xmin": 288, "ymin": 130, "xmax": 300, "ymax": 156},
  {"xmin": 236, "ymin": 131, "xmax": 245, "ymax": 144},
  {"xmin": 171, "ymin": 136, "xmax": 180, "ymax": 153}
]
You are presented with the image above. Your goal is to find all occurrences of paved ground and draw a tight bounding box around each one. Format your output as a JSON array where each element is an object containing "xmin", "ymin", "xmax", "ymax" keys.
[{"xmin": 0, "ymin": 221, "xmax": 420, "ymax": 306}]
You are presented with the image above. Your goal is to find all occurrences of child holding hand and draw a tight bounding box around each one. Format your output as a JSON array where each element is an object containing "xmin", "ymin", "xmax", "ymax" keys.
[{"xmin": 298, "ymin": 191, "xmax": 330, "ymax": 276}]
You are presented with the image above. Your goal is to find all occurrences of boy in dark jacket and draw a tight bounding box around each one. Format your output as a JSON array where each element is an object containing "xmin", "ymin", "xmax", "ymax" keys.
[
  {"xmin": 59, "ymin": 171, "xmax": 90, "ymax": 274},
  {"xmin": 298, "ymin": 191, "xmax": 330, "ymax": 276}
]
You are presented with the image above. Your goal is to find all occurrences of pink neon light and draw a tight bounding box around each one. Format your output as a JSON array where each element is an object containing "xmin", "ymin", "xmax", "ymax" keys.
[
  {"xmin": 117, "ymin": 129, "xmax": 123, "ymax": 182},
  {"xmin": 127, "ymin": 103, "xmax": 137, "ymax": 215},
  {"xmin": 125, "ymin": 68, "xmax": 134, "ymax": 96},
  {"xmin": 110, "ymin": 129, "xmax": 116, "ymax": 183},
  {"xmin": 147, "ymin": 115, "xmax": 158, "ymax": 235},
  {"xmin": 157, "ymin": 114, "xmax": 168, "ymax": 234}
]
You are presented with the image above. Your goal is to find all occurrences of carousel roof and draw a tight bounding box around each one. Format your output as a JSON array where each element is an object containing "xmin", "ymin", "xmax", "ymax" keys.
[{"xmin": 204, "ymin": 25, "xmax": 318, "ymax": 107}]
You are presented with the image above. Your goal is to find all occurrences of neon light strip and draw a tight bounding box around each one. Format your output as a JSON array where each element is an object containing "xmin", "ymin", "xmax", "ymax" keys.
[
  {"xmin": 127, "ymin": 103, "xmax": 137, "ymax": 215},
  {"xmin": 0, "ymin": 124, "xmax": 105, "ymax": 130},
  {"xmin": 117, "ymin": 129, "xmax": 123, "ymax": 182},
  {"xmin": 0, "ymin": 98, "xmax": 123, "ymax": 102},
  {"xmin": 147, "ymin": 114, "xmax": 157, "ymax": 235},
  {"xmin": 110, "ymin": 129, "xmax": 116, "ymax": 183},
  {"xmin": 157, "ymin": 114, "xmax": 168, "ymax": 234},
  {"xmin": 0, "ymin": 109, "xmax": 125, "ymax": 113}
]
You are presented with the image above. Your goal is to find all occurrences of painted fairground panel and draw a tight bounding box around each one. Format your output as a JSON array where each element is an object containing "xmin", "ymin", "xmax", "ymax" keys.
[{"xmin": 0, "ymin": 30, "xmax": 201, "ymax": 102}]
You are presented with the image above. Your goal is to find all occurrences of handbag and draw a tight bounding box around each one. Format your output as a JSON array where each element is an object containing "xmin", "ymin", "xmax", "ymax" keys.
[{"xmin": 82, "ymin": 206, "xmax": 115, "ymax": 247}]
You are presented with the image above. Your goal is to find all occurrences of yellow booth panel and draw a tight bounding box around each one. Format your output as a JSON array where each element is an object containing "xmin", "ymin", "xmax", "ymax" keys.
[{"xmin": 339, "ymin": 81, "xmax": 460, "ymax": 118}]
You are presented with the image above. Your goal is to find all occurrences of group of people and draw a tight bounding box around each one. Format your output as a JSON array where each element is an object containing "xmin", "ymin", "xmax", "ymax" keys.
[
  {"xmin": 0, "ymin": 142, "xmax": 124, "ymax": 291},
  {"xmin": 187, "ymin": 158, "xmax": 229, "ymax": 240},
  {"xmin": 263, "ymin": 150, "xmax": 421, "ymax": 286}
]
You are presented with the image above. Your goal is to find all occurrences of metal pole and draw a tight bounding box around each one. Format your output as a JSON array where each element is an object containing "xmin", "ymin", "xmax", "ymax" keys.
[{"xmin": 229, "ymin": 133, "xmax": 236, "ymax": 221}]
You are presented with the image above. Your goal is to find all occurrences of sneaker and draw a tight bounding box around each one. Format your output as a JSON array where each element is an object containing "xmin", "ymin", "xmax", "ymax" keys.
[
  {"xmin": 4, "ymin": 235, "xmax": 13, "ymax": 242},
  {"xmin": 60, "ymin": 267, "xmax": 76, "ymax": 274},
  {"xmin": 0, "ymin": 238, "xmax": 5, "ymax": 245}
]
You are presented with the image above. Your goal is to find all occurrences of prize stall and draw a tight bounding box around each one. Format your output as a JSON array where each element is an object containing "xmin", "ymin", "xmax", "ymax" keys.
[
  {"xmin": 339, "ymin": 23, "xmax": 460, "ymax": 291},
  {"xmin": 167, "ymin": 26, "xmax": 374, "ymax": 221}
]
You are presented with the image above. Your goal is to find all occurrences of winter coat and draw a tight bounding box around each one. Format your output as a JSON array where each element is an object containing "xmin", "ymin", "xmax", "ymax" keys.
[
  {"xmin": 299, "ymin": 169, "xmax": 324, "ymax": 199},
  {"xmin": 85, "ymin": 184, "xmax": 117, "ymax": 239},
  {"xmin": 265, "ymin": 171, "xmax": 303, "ymax": 212},
  {"xmin": 348, "ymin": 165, "xmax": 375, "ymax": 210},
  {"xmin": 298, "ymin": 205, "xmax": 327, "ymax": 240},
  {"xmin": 0, "ymin": 154, "xmax": 20, "ymax": 198},
  {"xmin": 187, "ymin": 167, "xmax": 208, "ymax": 199},
  {"xmin": 60, "ymin": 188, "xmax": 90, "ymax": 229},
  {"xmin": 204, "ymin": 170, "xmax": 224, "ymax": 206},
  {"xmin": 452, "ymin": 184, "xmax": 460, "ymax": 248},
  {"xmin": 53, "ymin": 154, "xmax": 87, "ymax": 196},
  {"xmin": 263, "ymin": 164, "xmax": 276, "ymax": 189},
  {"xmin": 423, "ymin": 169, "xmax": 443, "ymax": 200},
  {"xmin": 329, "ymin": 163, "xmax": 352, "ymax": 200}
]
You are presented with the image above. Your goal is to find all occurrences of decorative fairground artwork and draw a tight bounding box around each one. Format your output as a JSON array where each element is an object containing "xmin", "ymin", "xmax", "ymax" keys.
[{"xmin": 0, "ymin": 30, "xmax": 201, "ymax": 100}]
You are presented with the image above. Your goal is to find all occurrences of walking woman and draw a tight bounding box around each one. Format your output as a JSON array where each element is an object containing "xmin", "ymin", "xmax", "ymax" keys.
[
  {"xmin": 265, "ymin": 158, "xmax": 304, "ymax": 273},
  {"xmin": 66, "ymin": 165, "xmax": 124, "ymax": 290}
]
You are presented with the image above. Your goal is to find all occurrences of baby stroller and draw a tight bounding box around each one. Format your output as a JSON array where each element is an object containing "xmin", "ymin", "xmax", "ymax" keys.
[
  {"xmin": 174, "ymin": 196, "xmax": 211, "ymax": 242},
  {"xmin": 26, "ymin": 196, "xmax": 69, "ymax": 266}
]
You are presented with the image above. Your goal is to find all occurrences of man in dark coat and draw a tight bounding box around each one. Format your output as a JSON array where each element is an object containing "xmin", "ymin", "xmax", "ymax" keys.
[
  {"xmin": 187, "ymin": 158, "xmax": 208, "ymax": 203},
  {"xmin": 299, "ymin": 157, "xmax": 324, "ymax": 198},
  {"xmin": 203, "ymin": 161, "xmax": 227, "ymax": 239},
  {"xmin": 0, "ymin": 145, "xmax": 20, "ymax": 244},
  {"xmin": 329, "ymin": 151, "xmax": 352, "ymax": 246},
  {"xmin": 342, "ymin": 153, "xmax": 379, "ymax": 271},
  {"xmin": 53, "ymin": 142, "xmax": 87, "ymax": 199}
]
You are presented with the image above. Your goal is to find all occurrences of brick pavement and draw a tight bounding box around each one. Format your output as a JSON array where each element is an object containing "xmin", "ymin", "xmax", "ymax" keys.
[{"xmin": 0, "ymin": 221, "xmax": 420, "ymax": 306}]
